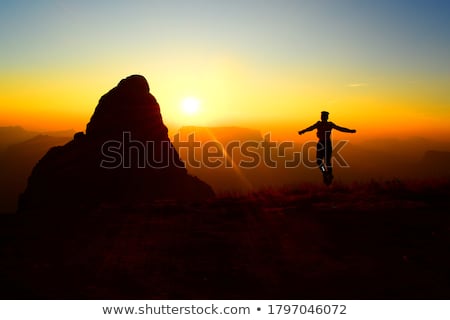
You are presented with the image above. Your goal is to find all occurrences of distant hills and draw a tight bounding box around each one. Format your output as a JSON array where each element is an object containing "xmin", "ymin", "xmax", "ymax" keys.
[
  {"xmin": 177, "ymin": 126, "xmax": 263, "ymax": 143},
  {"xmin": 1, "ymin": 123, "xmax": 450, "ymax": 213},
  {"xmin": 0, "ymin": 126, "xmax": 75, "ymax": 152},
  {"xmin": 421, "ymin": 150, "xmax": 450, "ymax": 176},
  {"xmin": 0, "ymin": 126, "xmax": 38, "ymax": 152},
  {"xmin": 173, "ymin": 126, "xmax": 450, "ymax": 193},
  {"xmin": 358, "ymin": 137, "xmax": 450, "ymax": 162},
  {"xmin": 0, "ymin": 133, "xmax": 72, "ymax": 213}
]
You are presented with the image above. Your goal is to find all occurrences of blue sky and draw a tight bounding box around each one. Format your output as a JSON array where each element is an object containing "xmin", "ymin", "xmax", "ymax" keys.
[{"xmin": 0, "ymin": 0, "xmax": 449, "ymax": 135}]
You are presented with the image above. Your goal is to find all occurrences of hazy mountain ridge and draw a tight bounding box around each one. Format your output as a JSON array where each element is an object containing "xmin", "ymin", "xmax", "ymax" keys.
[
  {"xmin": 177, "ymin": 126, "xmax": 263, "ymax": 143},
  {"xmin": 0, "ymin": 126, "xmax": 37, "ymax": 152},
  {"xmin": 1, "ymin": 124, "xmax": 450, "ymax": 212},
  {"xmin": 0, "ymin": 135, "xmax": 72, "ymax": 213},
  {"xmin": 0, "ymin": 126, "xmax": 75, "ymax": 151},
  {"xmin": 173, "ymin": 127, "xmax": 450, "ymax": 192}
]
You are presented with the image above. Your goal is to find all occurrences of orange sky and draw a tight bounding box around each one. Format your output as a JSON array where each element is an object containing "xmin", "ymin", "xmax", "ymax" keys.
[{"xmin": 1, "ymin": 1, "xmax": 449, "ymax": 142}]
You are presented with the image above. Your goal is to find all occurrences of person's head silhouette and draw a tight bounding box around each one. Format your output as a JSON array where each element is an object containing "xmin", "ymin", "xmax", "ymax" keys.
[{"xmin": 321, "ymin": 111, "xmax": 329, "ymax": 121}]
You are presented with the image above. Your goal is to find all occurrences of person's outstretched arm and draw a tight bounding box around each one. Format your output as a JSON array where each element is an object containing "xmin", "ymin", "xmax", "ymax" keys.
[
  {"xmin": 332, "ymin": 123, "xmax": 356, "ymax": 133},
  {"xmin": 298, "ymin": 122, "xmax": 318, "ymax": 135}
]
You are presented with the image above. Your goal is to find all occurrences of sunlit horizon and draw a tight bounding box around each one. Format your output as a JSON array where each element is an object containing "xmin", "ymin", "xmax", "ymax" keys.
[{"xmin": 1, "ymin": 1, "xmax": 449, "ymax": 142}]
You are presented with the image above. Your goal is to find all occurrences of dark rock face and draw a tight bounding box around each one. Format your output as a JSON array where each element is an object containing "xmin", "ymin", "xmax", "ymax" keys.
[
  {"xmin": 19, "ymin": 75, "xmax": 214, "ymax": 211},
  {"xmin": 86, "ymin": 75, "xmax": 165, "ymax": 141}
]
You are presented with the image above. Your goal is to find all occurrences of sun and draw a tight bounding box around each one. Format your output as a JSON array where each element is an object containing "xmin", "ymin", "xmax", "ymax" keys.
[{"xmin": 181, "ymin": 97, "xmax": 200, "ymax": 115}]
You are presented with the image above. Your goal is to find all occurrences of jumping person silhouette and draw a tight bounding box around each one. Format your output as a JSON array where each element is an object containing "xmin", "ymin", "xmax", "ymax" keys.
[{"xmin": 298, "ymin": 111, "xmax": 356, "ymax": 185}]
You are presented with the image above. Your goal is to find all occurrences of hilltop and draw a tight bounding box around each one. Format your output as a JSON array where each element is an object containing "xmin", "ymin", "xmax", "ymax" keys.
[{"xmin": 0, "ymin": 179, "xmax": 449, "ymax": 299}]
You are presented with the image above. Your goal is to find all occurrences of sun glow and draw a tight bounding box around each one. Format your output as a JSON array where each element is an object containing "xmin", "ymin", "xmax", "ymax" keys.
[{"xmin": 181, "ymin": 97, "xmax": 200, "ymax": 115}]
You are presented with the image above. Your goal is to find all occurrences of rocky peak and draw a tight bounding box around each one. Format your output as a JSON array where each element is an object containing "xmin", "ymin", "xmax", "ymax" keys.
[{"xmin": 19, "ymin": 75, "xmax": 214, "ymax": 211}]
